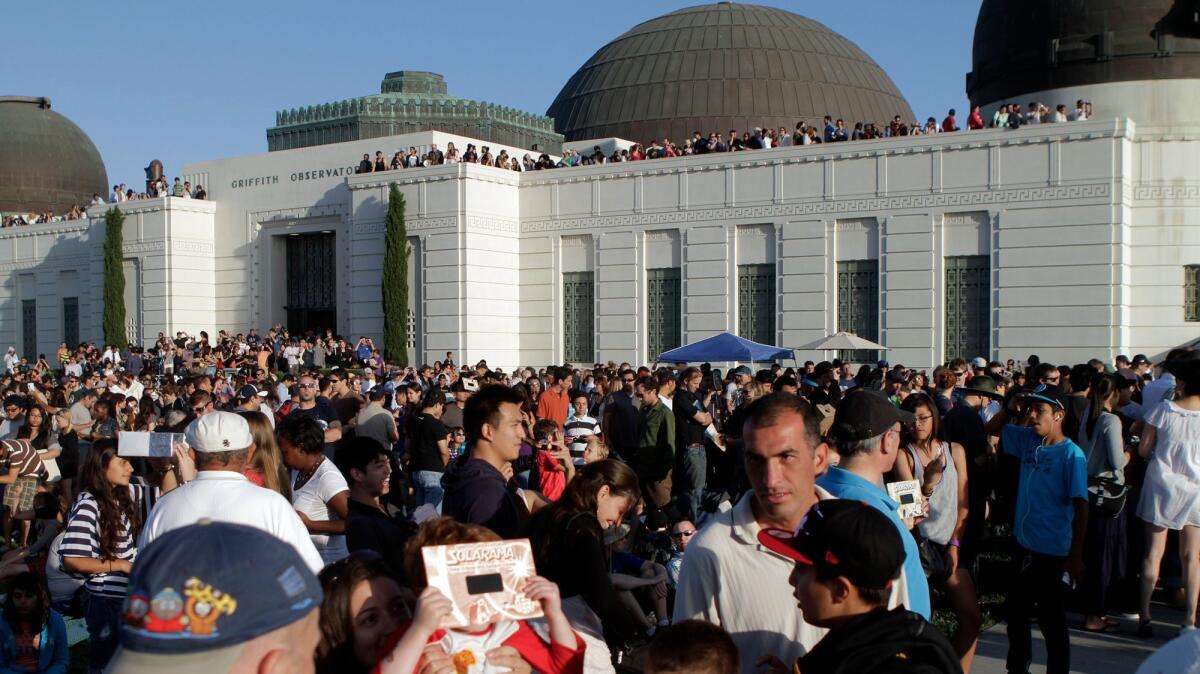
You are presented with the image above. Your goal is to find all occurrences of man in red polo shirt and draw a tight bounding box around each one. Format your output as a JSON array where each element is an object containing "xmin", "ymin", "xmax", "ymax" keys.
[{"xmin": 536, "ymin": 366, "xmax": 573, "ymax": 428}]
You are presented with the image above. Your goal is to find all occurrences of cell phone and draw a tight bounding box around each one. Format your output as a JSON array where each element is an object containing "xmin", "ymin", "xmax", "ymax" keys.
[{"xmin": 711, "ymin": 371, "xmax": 722, "ymax": 390}]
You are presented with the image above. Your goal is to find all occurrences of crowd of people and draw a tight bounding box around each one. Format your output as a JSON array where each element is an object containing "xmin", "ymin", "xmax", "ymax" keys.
[
  {"xmin": 97, "ymin": 177, "xmax": 208, "ymax": 204},
  {"xmin": 352, "ymin": 100, "xmax": 1097, "ymax": 174},
  {"xmin": 0, "ymin": 205, "xmax": 89, "ymax": 229},
  {"xmin": 1, "ymin": 172, "xmax": 205, "ymax": 230},
  {"xmin": 0, "ymin": 321, "xmax": 1193, "ymax": 674}
]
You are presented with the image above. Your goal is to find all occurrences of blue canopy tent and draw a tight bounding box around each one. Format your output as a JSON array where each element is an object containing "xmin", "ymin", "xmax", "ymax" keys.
[{"xmin": 656, "ymin": 332, "xmax": 795, "ymax": 363}]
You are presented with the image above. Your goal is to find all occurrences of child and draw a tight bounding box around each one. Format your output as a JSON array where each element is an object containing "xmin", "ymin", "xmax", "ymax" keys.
[
  {"xmin": 758, "ymin": 499, "xmax": 961, "ymax": 673},
  {"xmin": 374, "ymin": 517, "xmax": 584, "ymax": 674},
  {"xmin": 531, "ymin": 420, "xmax": 574, "ymax": 502},
  {"xmin": 0, "ymin": 572, "xmax": 68, "ymax": 673},
  {"xmin": 985, "ymin": 384, "xmax": 1087, "ymax": 674},
  {"xmin": 645, "ymin": 620, "xmax": 739, "ymax": 674}
]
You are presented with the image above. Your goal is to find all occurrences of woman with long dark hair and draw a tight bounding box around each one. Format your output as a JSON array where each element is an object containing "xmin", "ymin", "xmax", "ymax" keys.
[
  {"xmin": 525, "ymin": 459, "xmax": 642, "ymax": 670},
  {"xmin": 17, "ymin": 405, "xmax": 59, "ymax": 482},
  {"xmin": 59, "ymin": 440, "xmax": 157, "ymax": 672},
  {"xmin": 0, "ymin": 572, "xmax": 68, "ymax": 672},
  {"xmin": 895, "ymin": 393, "xmax": 979, "ymax": 671},
  {"xmin": 1076, "ymin": 373, "xmax": 1128, "ymax": 633},
  {"xmin": 316, "ymin": 553, "xmax": 409, "ymax": 674}
]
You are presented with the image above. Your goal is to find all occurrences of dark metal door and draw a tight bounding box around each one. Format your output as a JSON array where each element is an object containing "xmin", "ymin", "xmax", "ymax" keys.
[
  {"xmin": 1186, "ymin": 265, "xmax": 1200, "ymax": 322},
  {"xmin": 738, "ymin": 264, "xmax": 777, "ymax": 348},
  {"xmin": 945, "ymin": 255, "xmax": 990, "ymax": 361},
  {"xmin": 563, "ymin": 272, "xmax": 594, "ymax": 363},
  {"xmin": 62, "ymin": 298, "xmax": 78, "ymax": 347},
  {"xmin": 21, "ymin": 300, "xmax": 35, "ymax": 359},
  {"xmin": 837, "ymin": 259, "xmax": 880, "ymax": 363},
  {"xmin": 285, "ymin": 233, "xmax": 337, "ymax": 334},
  {"xmin": 647, "ymin": 268, "xmax": 681, "ymax": 361}
]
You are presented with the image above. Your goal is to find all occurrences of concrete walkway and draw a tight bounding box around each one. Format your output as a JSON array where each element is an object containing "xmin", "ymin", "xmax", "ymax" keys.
[{"xmin": 973, "ymin": 605, "xmax": 1183, "ymax": 674}]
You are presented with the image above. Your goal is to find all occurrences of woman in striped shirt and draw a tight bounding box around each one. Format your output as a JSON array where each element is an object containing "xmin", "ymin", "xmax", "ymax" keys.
[{"xmin": 60, "ymin": 439, "xmax": 157, "ymax": 673}]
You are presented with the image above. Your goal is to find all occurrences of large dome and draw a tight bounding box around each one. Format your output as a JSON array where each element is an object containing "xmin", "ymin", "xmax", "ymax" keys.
[
  {"xmin": 547, "ymin": 2, "xmax": 914, "ymax": 143},
  {"xmin": 0, "ymin": 97, "xmax": 108, "ymax": 214},
  {"xmin": 968, "ymin": 0, "xmax": 1200, "ymax": 107}
]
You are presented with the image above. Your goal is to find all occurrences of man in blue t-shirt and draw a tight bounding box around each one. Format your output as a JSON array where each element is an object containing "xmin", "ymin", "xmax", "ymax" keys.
[
  {"xmin": 985, "ymin": 384, "xmax": 1088, "ymax": 674},
  {"xmin": 815, "ymin": 390, "xmax": 931, "ymax": 620}
]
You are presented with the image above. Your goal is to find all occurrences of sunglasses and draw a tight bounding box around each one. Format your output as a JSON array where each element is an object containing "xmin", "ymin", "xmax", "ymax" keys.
[
  {"xmin": 298, "ymin": 383, "xmax": 318, "ymax": 389},
  {"xmin": 670, "ymin": 530, "xmax": 696, "ymax": 539},
  {"xmin": 192, "ymin": 406, "xmax": 208, "ymax": 413}
]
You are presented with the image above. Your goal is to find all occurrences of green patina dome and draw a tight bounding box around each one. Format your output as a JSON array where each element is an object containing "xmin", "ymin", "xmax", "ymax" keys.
[{"xmin": 0, "ymin": 96, "xmax": 108, "ymax": 214}]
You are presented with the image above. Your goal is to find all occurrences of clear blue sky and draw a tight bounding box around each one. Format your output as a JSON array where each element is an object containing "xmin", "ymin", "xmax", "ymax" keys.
[{"xmin": 5, "ymin": 1, "xmax": 979, "ymax": 188}]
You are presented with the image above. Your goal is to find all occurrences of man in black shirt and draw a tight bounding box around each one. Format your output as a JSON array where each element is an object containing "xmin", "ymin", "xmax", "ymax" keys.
[
  {"xmin": 286, "ymin": 373, "xmax": 341, "ymax": 450},
  {"xmin": 674, "ymin": 367, "xmax": 714, "ymax": 521},
  {"xmin": 407, "ymin": 390, "xmax": 449, "ymax": 511},
  {"xmin": 602, "ymin": 369, "xmax": 640, "ymax": 462},
  {"xmin": 335, "ymin": 436, "xmax": 414, "ymax": 578}
]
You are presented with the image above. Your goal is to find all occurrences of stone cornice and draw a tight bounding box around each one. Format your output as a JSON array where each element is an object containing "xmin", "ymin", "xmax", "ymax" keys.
[
  {"xmin": 0, "ymin": 222, "xmax": 89, "ymax": 240},
  {"xmin": 85, "ymin": 196, "xmax": 216, "ymax": 218},
  {"xmin": 521, "ymin": 182, "xmax": 1112, "ymax": 232}
]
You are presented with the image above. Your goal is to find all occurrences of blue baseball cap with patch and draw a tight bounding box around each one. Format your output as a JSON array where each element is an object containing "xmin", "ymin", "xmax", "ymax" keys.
[{"xmin": 110, "ymin": 521, "xmax": 322, "ymax": 674}]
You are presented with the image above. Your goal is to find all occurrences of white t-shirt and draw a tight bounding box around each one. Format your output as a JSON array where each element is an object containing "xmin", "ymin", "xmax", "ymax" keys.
[
  {"xmin": 141, "ymin": 471, "xmax": 323, "ymax": 572},
  {"xmin": 291, "ymin": 459, "xmax": 349, "ymax": 565}
]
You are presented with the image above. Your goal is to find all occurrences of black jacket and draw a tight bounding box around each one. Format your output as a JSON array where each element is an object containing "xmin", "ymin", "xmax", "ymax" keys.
[
  {"xmin": 441, "ymin": 456, "xmax": 525, "ymax": 538},
  {"xmin": 798, "ymin": 608, "xmax": 962, "ymax": 674},
  {"xmin": 345, "ymin": 498, "xmax": 416, "ymax": 579},
  {"xmin": 525, "ymin": 510, "xmax": 641, "ymax": 650}
]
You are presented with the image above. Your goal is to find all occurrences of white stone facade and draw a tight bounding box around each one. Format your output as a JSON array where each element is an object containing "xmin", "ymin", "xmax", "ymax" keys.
[{"xmin": 3, "ymin": 119, "xmax": 1199, "ymax": 370}]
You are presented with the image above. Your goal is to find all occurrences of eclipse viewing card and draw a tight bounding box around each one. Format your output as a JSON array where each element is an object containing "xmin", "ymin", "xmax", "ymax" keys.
[{"xmin": 421, "ymin": 539, "xmax": 542, "ymax": 627}]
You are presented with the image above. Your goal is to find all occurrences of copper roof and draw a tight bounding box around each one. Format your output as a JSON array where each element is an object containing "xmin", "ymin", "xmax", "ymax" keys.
[
  {"xmin": 0, "ymin": 97, "xmax": 108, "ymax": 214},
  {"xmin": 547, "ymin": 2, "xmax": 914, "ymax": 143},
  {"xmin": 968, "ymin": 0, "xmax": 1200, "ymax": 107}
]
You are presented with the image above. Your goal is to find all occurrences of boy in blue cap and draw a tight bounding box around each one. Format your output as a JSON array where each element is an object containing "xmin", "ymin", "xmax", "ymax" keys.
[{"xmin": 985, "ymin": 384, "xmax": 1088, "ymax": 674}]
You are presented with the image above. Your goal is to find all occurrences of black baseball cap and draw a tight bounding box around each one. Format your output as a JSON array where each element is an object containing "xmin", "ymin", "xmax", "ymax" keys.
[
  {"xmin": 829, "ymin": 390, "xmax": 914, "ymax": 441},
  {"xmin": 758, "ymin": 499, "xmax": 904, "ymax": 590},
  {"xmin": 1025, "ymin": 383, "xmax": 1068, "ymax": 411},
  {"xmin": 1132, "ymin": 354, "xmax": 1150, "ymax": 366}
]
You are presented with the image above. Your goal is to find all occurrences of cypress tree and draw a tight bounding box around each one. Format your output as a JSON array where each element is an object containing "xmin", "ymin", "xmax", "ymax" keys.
[
  {"xmin": 102, "ymin": 207, "xmax": 128, "ymax": 349},
  {"xmin": 383, "ymin": 184, "xmax": 409, "ymax": 365}
]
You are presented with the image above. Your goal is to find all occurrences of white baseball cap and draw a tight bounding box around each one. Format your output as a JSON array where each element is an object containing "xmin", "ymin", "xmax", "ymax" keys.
[
  {"xmin": 970, "ymin": 357, "xmax": 988, "ymax": 368},
  {"xmin": 184, "ymin": 411, "xmax": 253, "ymax": 452}
]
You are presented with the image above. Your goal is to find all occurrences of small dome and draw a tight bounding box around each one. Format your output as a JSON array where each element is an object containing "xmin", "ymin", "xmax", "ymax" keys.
[
  {"xmin": 547, "ymin": 2, "xmax": 914, "ymax": 143},
  {"xmin": 0, "ymin": 97, "xmax": 108, "ymax": 214},
  {"xmin": 968, "ymin": 0, "xmax": 1200, "ymax": 107}
]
